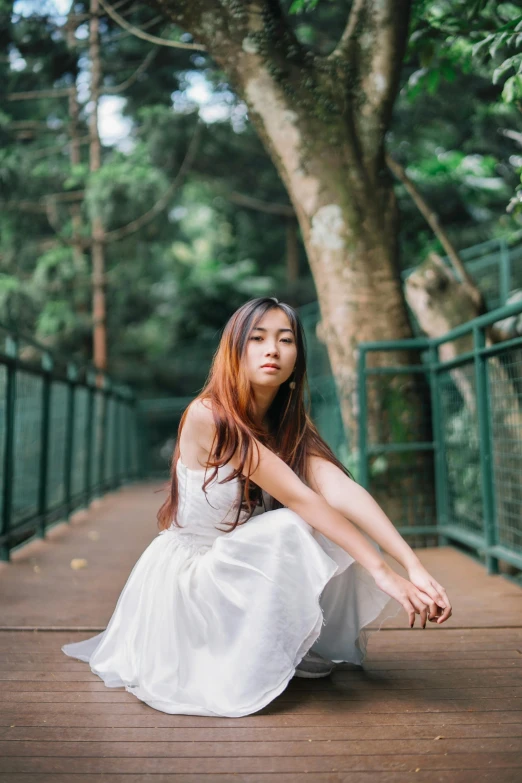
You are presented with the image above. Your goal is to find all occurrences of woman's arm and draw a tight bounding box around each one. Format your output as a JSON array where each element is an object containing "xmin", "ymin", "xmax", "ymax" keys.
[
  {"xmin": 184, "ymin": 400, "xmax": 443, "ymax": 627},
  {"xmin": 305, "ymin": 455, "xmax": 452, "ymax": 623},
  {"xmin": 305, "ymin": 455, "xmax": 421, "ymax": 572}
]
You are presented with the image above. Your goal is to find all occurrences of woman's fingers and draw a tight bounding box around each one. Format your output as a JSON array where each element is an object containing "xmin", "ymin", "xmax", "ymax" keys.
[
  {"xmin": 428, "ymin": 599, "xmax": 439, "ymax": 618},
  {"xmin": 428, "ymin": 604, "xmax": 444, "ymax": 622},
  {"xmin": 383, "ymin": 571, "xmax": 452, "ymax": 629},
  {"xmin": 431, "ymin": 580, "xmax": 450, "ymax": 608},
  {"xmin": 430, "ymin": 583, "xmax": 452, "ymax": 623},
  {"xmin": 424, "ymin": 582, "xmax": 445, "ymax": 606},
  {"xmin": 436, "ymin": 602, "xmax": 453, "ymax": 624},
  {"xmin": 410, "ymin": 593, "xmax": 431, "ymax": 628},
  {"xmin": 404, "ymin": 589, "xmax": 431, "ymax": 628},
  {"xmin": 403, "ymin": 601, "xmax": 415, "ymax": 628},
  {"xmin": 420, "ymin": 581, "xmax": 452, "ymax": 623}
]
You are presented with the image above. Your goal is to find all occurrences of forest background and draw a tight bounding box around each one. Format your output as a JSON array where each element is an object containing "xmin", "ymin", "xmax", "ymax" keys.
[{"xmin": 2, "ymin": 0, "xmax": 522, "ymax": 407}]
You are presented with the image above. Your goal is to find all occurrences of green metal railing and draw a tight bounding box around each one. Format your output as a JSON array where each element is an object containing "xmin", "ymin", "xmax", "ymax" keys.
[
  {"xmin": 357, "ymin": 298, "xmax": 522, "ymax": 574},
  {"xmin": 0, "ymin": 324, "xmax": 141, "ymax": 562}
]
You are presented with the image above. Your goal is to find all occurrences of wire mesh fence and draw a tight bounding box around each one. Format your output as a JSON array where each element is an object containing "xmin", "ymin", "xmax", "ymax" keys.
[
  {"xmin": 0, "ymin": 324, "xmax": 141, "ymax": 562},
  {"xmin": 355, "ymin": 300, "xmax": 522, "ymax": 575}
]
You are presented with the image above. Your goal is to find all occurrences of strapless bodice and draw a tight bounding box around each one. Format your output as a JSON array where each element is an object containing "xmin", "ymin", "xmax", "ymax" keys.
[{"xmin": 163, "ymin": 459, "xmax": 267, "ymax": 548}]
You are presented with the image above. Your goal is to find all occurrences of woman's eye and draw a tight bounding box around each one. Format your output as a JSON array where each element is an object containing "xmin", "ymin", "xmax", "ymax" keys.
[{"xmin": 250, "ymin": 335, "xmax": 293, "ymax": 343}]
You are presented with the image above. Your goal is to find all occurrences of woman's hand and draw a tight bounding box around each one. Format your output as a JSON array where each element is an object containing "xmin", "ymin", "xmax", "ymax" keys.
[
  {"xmin": 372, "ymin": 563, "xmax": 443, "ymax": 628},
  {"xmin": 406, "ymin": 562, "xmax": 452, "ymax": 625}
]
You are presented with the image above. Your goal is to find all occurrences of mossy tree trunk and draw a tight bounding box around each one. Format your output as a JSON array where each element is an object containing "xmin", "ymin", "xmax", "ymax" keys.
[{"xmin": 154, "ymin": 1, "xmax": 433, "ymax": 529}]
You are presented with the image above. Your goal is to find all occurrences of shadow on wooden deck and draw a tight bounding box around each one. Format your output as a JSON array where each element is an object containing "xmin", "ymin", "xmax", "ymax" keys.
[{"xmin": 0, "ymin": 482, "xmax": 521, "ymax": 781}]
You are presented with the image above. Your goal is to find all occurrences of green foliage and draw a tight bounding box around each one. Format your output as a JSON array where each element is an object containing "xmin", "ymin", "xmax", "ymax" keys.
[
  {"xmin": 408, "ymin": 2, "xmax": 522, "ymax": 107},
  {"xmin": 84, "ymin": 151, "xmax": 169, "ymax": 230},
  {"xmin": 393, "ymin": 0, "xmax": 522, "ymax": 260},
  {"xmin": 63, "ymin": 164, "xmax": 89, "ymax": 192},
  {"xmin": 31, "ymin": 246, "xmax": 88, "ymax": 290},
  {"xmin": 4, "ymin": 0, "xmax": 522, "ymax": 397},
  {"xmin": 36, "ymin": 299, "xmax": 79, "ymax": 338},
  {"xmin": 0, "ymin": 273, "xmax": 37, "ymax": 325},
  {"xmin": 289, "ymin": 0, "xmax": 320, "ymax": 13}
]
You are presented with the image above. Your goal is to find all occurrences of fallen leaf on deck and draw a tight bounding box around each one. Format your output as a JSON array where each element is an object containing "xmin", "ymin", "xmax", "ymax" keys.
[{"xmin": 70, "ymin": 558, "xmax": 88, "ymax": 570}]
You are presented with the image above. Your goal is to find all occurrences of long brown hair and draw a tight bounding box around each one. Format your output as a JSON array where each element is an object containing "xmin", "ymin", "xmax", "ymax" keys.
[{"xmin": 157, "ymin": 296, "xmax": 354, "ymax": 532}]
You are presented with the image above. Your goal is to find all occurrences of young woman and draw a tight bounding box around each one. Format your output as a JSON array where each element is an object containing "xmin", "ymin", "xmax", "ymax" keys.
[{"xmin": 62, "ymin": 296, "xmax": 452, "ymax": 717}]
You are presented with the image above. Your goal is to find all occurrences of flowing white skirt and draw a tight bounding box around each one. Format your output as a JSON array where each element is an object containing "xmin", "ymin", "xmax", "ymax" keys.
[{"xmin": 62, "ymin": 508, "xmax": 402, "ymax": 717}]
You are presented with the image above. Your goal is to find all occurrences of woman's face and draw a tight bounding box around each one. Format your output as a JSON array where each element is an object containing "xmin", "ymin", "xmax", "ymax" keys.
[{"xmin": 244, "ymin": 307, "xmax": 298, "ymax": 389}]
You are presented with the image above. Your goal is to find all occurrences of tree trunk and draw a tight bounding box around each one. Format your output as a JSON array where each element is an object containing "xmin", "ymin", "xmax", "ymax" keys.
[
  {"xmin": 66, "ymin": 12, "xmax": 88, "ymax": 333},
  {"xmin": 89, "ymin": 0, "xmax": 107, "ymax": 373},
  {"xmin": 285, "ymin": 218, "xmax": 299, "ymax": 284}
]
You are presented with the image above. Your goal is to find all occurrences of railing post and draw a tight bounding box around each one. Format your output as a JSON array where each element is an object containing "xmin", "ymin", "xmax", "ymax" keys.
[
  {"xmin": 499, "ymin": 237, "xmax": 510, "ymax": 307},
  {"xmin": 427, "ymin": 343, "xmax": 450, "ymax": 545},
  {"xmin": 128, "ymin": 395, "xmax": 141, "ymax": 480},
  {"xmin": 84, "ymin": 369, "xmax": 95, "ymax": 507},
  {"xmin": 473, "ymin": 325, "xmax": 499, "ymax": 574},
  {"xmin": 63, "ymin": 362, "xmax": 77, "ymax": 519},
  {"xmin": 1, "ymin": 336, "xmax": 18, "ymax": 562},
  {"xmin": 110, "ymin": 391, "xmax": 118, "ymax": 489},
  {"xmin": 98, "ymin": 376, "xmax": 109, "ymax": 495},
  {"xmin": 37, "ymin": 351, "xmax": 53, "ymax": 540},
  {"xmin": 136, "ymin": 397, "xmax": 146, "ymax": 480},
  {"xmin": 357, "ymin": 346, "xmax": 369, "ymax": 489},
  {"xmin": 112, "ymin": 395, "xmax": 120, "ymax": 488},
  {"xmin": 122, "ymin": 398, "xmax": 129, "ymax": 482}
]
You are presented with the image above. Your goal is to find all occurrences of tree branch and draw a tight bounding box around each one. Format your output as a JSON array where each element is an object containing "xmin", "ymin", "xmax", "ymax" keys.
[
  {"xmin": 0, "ymin": 200, "xmax": 46, "ymax": 214},
  {"xmin": 44, "ymin": 190, "xmax": 85, "ymax": 202},
  {"xmin": 1, "ymin": 191, "xmax": 85, "ymax": 210},
  {"xmin": 105, "ymin": 48, "xmax": 159, "ymax": 94},
  {"xmin": 351, "ymin": 0, "xmax": 412, "ymax": 165},
  {"xmin": 26, "ymin": 136, "xmax": 91, "ymax": 160},
  {"xmin": 7, "ymin": 121, "xmax": 68, "ymax": 131},
  {"xmin": 103, "ymin": 121, "xmax": 202, "ymax": 243},
  {"xmin": 226, "ymin": 190, "xmax": 294, "ymax": 217},
  {"xmin": 109, "ymin": 13, "xmax": 165, "ymax": 41},
  {"xmin": 359, "ymin": 0, "xmax": 411, "ymax": 116},
  {"xmin": 328, "ymin": 0, "xmax": 366, "ymax": 61},
  {"xmin": 98, "ymin": 0, "xmax": 205, "ymax": 50},
  {"xmin": 8, "ymin": 87, "xmax": 74, "ymax": 101},
  {"xmin": 386, "ymin": 152, "xmax": 483, "ymax": 309}
]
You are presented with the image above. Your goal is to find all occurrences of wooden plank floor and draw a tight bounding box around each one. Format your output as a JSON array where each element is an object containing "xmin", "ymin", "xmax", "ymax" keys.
[{"xmin": 0, "ymin": 483, "xmax": 521, "ymax": 782}]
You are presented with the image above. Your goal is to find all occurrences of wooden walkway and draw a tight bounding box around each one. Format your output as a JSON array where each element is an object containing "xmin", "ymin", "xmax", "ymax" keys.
[{"xmin": 0, "ymin": 483, "xmax": 521, "ymax": 782}]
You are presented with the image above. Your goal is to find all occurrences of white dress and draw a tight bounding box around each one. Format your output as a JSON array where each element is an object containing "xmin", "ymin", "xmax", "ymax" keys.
[{"xmin": 62, "ymin": 458, "xmax": 401, "ymax": 717}]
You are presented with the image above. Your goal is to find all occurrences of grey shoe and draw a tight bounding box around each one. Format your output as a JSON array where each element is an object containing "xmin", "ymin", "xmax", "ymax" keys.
[{"xmin": 294, "ymin": 650, "xmax": 336, "ymax": 678}]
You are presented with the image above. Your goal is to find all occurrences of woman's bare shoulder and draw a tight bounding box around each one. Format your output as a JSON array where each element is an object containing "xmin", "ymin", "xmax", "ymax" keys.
[
  {"xmin": 185, "ymin": 397, "xmax": 215, "ymax": 427},
  {"xmin": 180, "ymin": 398, "xmax": 216, "ymax": 466}
]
